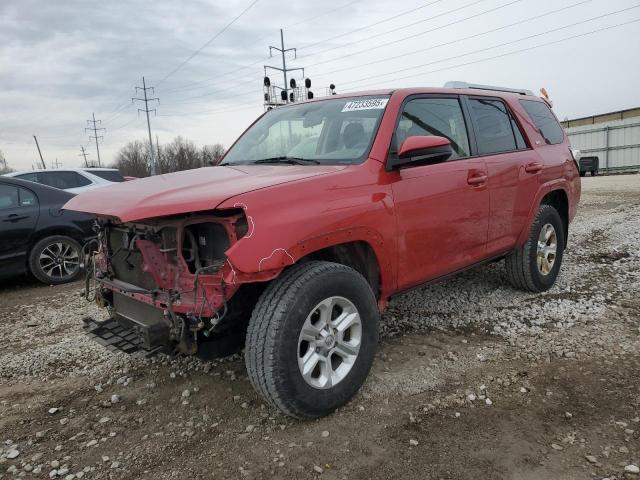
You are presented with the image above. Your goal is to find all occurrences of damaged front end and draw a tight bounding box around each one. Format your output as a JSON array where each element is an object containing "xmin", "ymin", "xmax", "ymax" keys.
[{"xmin": 83, "ymin": 210, "xmax": 257, "ymax": 357}]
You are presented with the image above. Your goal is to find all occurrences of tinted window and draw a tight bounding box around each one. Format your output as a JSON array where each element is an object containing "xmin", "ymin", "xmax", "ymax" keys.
[
  {"xmin": 18, "ymin": 187, "xmax": 38, "ymax": 206},
  {"xmin": 396, "ymin": 98, "xmax": 470, "ymax": 159},
  {"xmin": 0, "ymin": 185, "xmax": 19, "ymax": 209},
  {"xmin": 88, "ymin": 170, "xmax": 125, "ymax": 182},
  {"xmin": 15, "ymin": 172, "xmax": 41, "ymax": 183},
  {"xmin": 42, "ymin": 171, "xmax": 92, "ymax": 189},
  {"xmin": 469, "ymin": 99, "xmax": 526, "ymax": 155},
  {"xmin": 520, "ymin": 100, "xmax": 564, "ymax": 145}
]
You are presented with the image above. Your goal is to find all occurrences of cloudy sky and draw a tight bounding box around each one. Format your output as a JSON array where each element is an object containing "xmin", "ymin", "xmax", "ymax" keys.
[{"xmin": 1, "ymin": 0, "xmax": 639, "ymax": 170}]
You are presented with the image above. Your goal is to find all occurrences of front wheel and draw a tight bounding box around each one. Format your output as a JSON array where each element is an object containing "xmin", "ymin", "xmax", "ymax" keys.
[
  {"xmin": 505, "ymin": 204, "xmax": 565, "ymax": 292},
  {"xmin": 29, "ymin": 235, "xmax": 82, "ymax": 285},
  {"xmin": 245, "ymin": 261, "xmax": 379, "ymax": 419}
]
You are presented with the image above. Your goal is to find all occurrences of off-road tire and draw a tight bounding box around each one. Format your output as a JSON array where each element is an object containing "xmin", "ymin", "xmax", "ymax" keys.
[
  {"xmin": 245, "ymin": 261, "xmax": 379, "ymax": 419},
  {"xmin": 29, "ymin": 235, "xmax": 83, "ymax": 285},
  {"xmin": 505, "ymin": 204, "xmax": 565, "ymax": 292}
]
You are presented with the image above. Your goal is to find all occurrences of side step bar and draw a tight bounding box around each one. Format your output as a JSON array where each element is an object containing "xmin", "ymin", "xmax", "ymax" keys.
[{"xmin": 82, "ymin": 317, "xmax": 165, "ymax": 356}]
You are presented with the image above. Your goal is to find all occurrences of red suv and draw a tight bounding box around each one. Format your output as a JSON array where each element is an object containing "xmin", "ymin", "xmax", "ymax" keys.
[{"xmin": 67, "ymin": 82, "xmax": 581, "ymax": 419}]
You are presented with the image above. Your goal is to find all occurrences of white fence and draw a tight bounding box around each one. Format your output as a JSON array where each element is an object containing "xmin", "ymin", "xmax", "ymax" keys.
[{"xmin": 567, "ymin": 117, "xmax": 640, "ymax": 171}]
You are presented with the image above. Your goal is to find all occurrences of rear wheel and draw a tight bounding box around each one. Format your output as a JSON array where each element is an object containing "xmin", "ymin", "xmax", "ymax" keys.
[
  {"xmin": 245, "ymin": 261, "xmax": 379, "ymax": 419},
  {"xmin": 591, "ymin": 169, "xmax": 598, "ymax": 176},
  {"xmin": 29, "ymin": 235, "xmax": 82, "ymax": 285},
  {"xmin": 505, "ymin": 204, "xmax": 565, "ymax": 292}
]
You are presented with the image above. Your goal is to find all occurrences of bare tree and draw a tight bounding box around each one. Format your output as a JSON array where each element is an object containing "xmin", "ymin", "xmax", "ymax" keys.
[
  {"xmin": 161, "ymin": 136, "xmax": 201, "ymax": 173},
  {"xmin": 112, "ymin": 141, "xmax": 150, "ymax": 177},
  {"xmin": 0, "ymin": 150, "xmax": 13, "ymax": 174},
  {"xmin": 201, "ymin": 143, "xmax": 225, "ymax": 166}
]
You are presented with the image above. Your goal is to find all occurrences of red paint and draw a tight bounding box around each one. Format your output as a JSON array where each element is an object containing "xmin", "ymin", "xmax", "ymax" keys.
[
  {"xmin": 397, "ymin": 135, "xmax": 451, "ymax": 157},
  {"xmin": 65, "ymin": 87, "xmax": 581, "ymax": 314}
]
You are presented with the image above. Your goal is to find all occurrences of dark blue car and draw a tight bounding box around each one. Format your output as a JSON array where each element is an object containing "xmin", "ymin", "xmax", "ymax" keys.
[{"xmin": 0, "ymin": 176, "xmax": 94, "ymax": 284}]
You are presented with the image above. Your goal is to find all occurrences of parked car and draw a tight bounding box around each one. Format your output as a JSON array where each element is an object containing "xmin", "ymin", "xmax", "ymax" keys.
[
  {"xmin": 578, "ymin": 156, "xmax": 599, "ymax": 177},
  {"xmin": 0, "ymin": 177, "xmax": 94, "ymax": 284},
  {"xmin": 65, "ymin": 82, "xmax": 581, "ymax": 419},
  {"xmin": 4, "ymin": 168, "xmax": 125, "ymax": 194}
]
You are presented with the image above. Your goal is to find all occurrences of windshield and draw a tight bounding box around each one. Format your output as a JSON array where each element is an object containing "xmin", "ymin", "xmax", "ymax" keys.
[{"xmin": 221, "ymin": 96, "xmax": 390, "ymax": 166}]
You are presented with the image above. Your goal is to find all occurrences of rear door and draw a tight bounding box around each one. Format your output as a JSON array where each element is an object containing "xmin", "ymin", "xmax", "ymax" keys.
[
  {"xmin": 0, "ymin": 184, "xmax": 39, "ymax": 273},
  {"xmin": 466, "ymin": 96, "xmax": 541, "ymax": 256},
  {"xmin": 389, "ymin": 96, "xmax": 490, "ymax": 290}
]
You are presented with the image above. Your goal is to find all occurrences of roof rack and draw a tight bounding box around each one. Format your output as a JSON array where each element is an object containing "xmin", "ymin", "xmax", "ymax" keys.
[{"xmin": 444, "ymin": 81, "xmax": 534, "ymax": 96}]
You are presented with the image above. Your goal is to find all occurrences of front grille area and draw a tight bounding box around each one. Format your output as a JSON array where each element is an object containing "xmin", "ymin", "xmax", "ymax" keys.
[{"xmin": 108, "ymin": 229, "xmax": 156, "ymax": 290}]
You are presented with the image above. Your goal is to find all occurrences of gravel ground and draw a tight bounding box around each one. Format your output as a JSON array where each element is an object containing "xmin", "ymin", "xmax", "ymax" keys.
[{"xmin": 1, "ymin": 174, "xmax": 639, "ymax": 479}]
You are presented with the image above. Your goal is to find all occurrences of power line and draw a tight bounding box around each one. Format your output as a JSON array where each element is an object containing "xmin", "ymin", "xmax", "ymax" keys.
[
  {"xmin": 132, "ymin": 77, "xmax": 160, "ymax": 175},
  {"xmin": 315, "ymin": 0, "xmax": 592, "ymax": 78},
  {"xmin": 337, "ymin": 4, "xmax": 640, "ymax": 88},
  {"xmin": 85, "ymin": 113, "xmax": 105, "ymax": 166},
  {"xmin": 156, "ymin": 0, "xmax": 262, "ymax": 87},
  {"xmin": 158, "ymin": 100, "xmax": 260, "ymax": 117},
  {"xmin": 297, "ymin": 0, "xmax": 448, "ymax": 52},
  {"xmin": 303, "ymin": 0, "xmax": 523, "ymax": 67},
  {"xmin": 159, "ymin": 0, "xmax": 365, "ymax": 95},
  {"xmin": 341, "ymin": 17, "xmax": 640, "ymax": 91}
]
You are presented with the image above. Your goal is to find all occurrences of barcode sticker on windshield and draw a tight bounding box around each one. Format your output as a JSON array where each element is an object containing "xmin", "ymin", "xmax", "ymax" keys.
[{"xmin": 341, "ymin": 98, "xmax": 389, "ymax": 112}]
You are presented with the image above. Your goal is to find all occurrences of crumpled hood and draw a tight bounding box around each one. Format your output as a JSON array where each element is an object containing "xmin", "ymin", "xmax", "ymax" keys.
[{"xmin": 63, "ymin": 164, "xmax": 346, "ymax": 223}]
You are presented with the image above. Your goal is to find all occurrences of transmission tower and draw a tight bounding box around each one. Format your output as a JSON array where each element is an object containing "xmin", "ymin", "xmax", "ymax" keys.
[
  {"xmin": 85, "ymin": 113, "xmax": 105, "ymax": 166},
  {"xmin": 79, "ymin": 146, "xmax": 90, "ymax": 167},
  {"xmin": 132, "ymin": 76, "xmax": 159, "ymax": 176},
  {"xmin": 263, "ymin": 29, "xmax": 309, "ymax": 109}
]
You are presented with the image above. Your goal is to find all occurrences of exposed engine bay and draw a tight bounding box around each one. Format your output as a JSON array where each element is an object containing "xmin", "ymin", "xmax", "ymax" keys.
[{"xmin": 83, "ymin": 210, "xmax": 258, "ymax": 357}]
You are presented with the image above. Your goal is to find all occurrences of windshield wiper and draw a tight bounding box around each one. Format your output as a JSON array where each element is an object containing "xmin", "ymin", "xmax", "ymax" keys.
[{"xmin": 252, "ymin": 156, "xmax": 321, "ymax": 165}]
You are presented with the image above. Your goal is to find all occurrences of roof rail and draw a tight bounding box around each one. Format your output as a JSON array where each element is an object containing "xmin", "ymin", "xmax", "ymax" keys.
[{"xmin": 444, "ymin": 81, "xmax": 535, "ymax": 96}]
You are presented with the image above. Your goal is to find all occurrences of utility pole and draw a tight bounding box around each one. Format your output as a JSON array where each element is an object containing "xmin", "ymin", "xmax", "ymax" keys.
[
  {"xmin": 79, "ymin": 146, "xmax": 89, "ymax": 167},
  {"xmin": 156, "ymin": 135, "xmax": 161, "ymax": 173},
  {"xmin": 133, "ymin": 76, "xmax": 159, "ymax": 175},
  {"xmin": 33, "ymin": 135, "xmax": 46, "ymax": 169},
  {"xmin": 85, "ymin": 113, "xmax": 105, "ymax": 166},
  {"xmin": 264, "ymin": 29, "xmax": 304, "ymax": 108}
]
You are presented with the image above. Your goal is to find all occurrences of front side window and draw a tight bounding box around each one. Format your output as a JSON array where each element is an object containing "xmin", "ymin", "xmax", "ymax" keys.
[
  {"xmin": 221, "ymin": 96, "xmax": 389, "ymax": 165},
  {"xmin": 468, "ymin": 98, "xmax": 526, "ymax": 155},
  {"xmin": 395, "ymin": 97, "xmax": 470, "ymax": 159},
  {"xmin": 520, "ymin": 99, "xmax": 564, "ymax": 145},
  {"xmin": 42, "ymin": 171, "xmax": 92, "ymax": 189}
]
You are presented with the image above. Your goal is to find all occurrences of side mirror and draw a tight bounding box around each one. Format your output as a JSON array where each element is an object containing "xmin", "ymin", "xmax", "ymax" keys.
[{"xmin": 388, "ymin": 135, "xmax": 453, "ymax": 170}]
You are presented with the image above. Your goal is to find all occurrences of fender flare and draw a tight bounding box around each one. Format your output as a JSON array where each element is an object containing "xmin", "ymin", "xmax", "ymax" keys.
[
  {"xmin": 225, "ymin": 226, "xmax": 394, "ymax": 294},
  {"xmin": 516, "ymin": 180, "xmax": 570, "ymax": 246}
]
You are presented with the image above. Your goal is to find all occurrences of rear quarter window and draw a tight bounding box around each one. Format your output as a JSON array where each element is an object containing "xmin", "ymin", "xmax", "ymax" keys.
[
  {"xmin": 88, "ymin": 170, "xmax": 125, "ymax": 182},
  {"xmin": 519, "ymin": 100, "xmax": 564, "ymax": 145}
]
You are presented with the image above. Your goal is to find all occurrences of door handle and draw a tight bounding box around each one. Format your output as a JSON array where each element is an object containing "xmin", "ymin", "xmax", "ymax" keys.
[
  {"xmin": 524, "ymin": 162, "xmax": 543, "ymax": 173},
  {"xmin": 3, "ymin": 214, "xmax": 29, "ymax": 223},
  {"xmin": 467, "ymin": 174, "xmax": 488, "ymax": 186}
]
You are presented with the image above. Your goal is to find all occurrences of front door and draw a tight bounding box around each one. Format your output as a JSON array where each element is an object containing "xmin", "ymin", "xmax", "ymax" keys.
[
  {"xmin": 0, "ymin": 183, "xmax": 39, "ymax": 273},
  {"xmin": 388, "ymin": 96, "xmax": 490, "ymax": 291}
]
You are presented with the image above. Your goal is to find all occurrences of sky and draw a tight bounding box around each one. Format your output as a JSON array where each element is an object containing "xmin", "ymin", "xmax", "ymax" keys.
[{"xmin": 1, "ymin": 0, "xmax": 639, "ymax": 171}]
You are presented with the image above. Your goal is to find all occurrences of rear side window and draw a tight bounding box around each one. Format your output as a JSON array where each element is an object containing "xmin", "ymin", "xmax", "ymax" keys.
[
  {"xmin": 396, "ymin": 97, "xmax": 470, "ymax": 159},
  {"xmin": 468, "ymin": 98, "xmax": 526, "ymax": 155},
  {"xmin": 88, "ymin": 170, "xmax": 125, "ymax": 182},
  {"xmin": 15, "ymin": 172, "xmax": 41, "ymax": 183},
  {"xmin": 0, "ymin": 185, "xmax": 19, "ymax": 209},
  {"xmin": 42, "ymin": 171, "xmax": 92, "ymax": 189},
  {"xmin": 520, "ymin": 100, "xmax": 564, "ymax": 145},
  {"xmin": 18, "ymin": 187, "xmax": 38, "ymax": 206}
]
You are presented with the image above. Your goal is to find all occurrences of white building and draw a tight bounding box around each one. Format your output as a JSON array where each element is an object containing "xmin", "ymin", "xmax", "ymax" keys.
[{"xmin": 561, "ymin": 107, "xmax": 640, "ymax": 172}]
